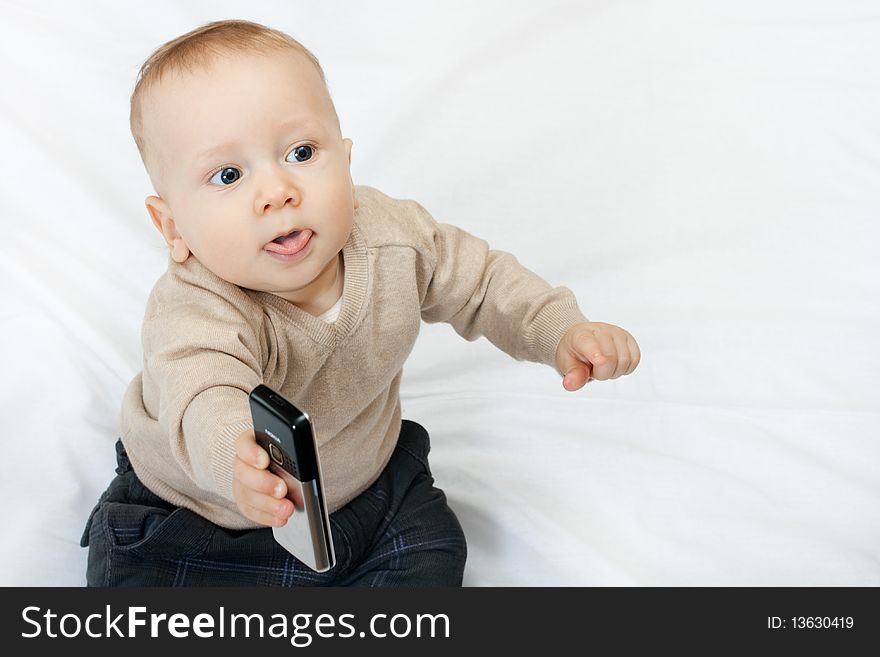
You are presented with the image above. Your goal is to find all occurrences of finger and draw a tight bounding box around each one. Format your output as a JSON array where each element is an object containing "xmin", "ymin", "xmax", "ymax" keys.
[
  {"xmin": 610, "ymin": 332, "xmax": 631, "ymax": 379},
  {"xmin": 238, "ymin": 499, "xmax": 293, "ymax": 528},
  {"xmin": 232, "ymin": 476, "xmax": 286, "ymax": 526},
  {"xmin": 233, "ymin": 481, "xmax": 295, "ymax": 523},
  {"xmin": 233, "ymin": 457, "xmax": 287, "ymax": 498},
  {"xmin": 627, "ymin": 335, "xmax": 641, "ymax": 375},
  {"xmin": 235, "ymin": 430, "xmax": 269, "ymax": 469},
  {"xmin": 589, "ymin": 331, "xmax": 617, "ymax": 380},
  {"xmin": 568, "ymin": 339, "xmax": 605, "ymax": 379},
  {"xmin": 563, "ymin": 364, "xmax": 591, "ymax": 391}
]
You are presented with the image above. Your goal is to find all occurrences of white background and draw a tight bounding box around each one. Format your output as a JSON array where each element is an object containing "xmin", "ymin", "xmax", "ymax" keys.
[{"xmin": 0, "ymin": 0, "xmax": 877, "ymax": 585}]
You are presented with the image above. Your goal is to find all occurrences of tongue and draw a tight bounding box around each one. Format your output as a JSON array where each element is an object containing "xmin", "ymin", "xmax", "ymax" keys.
[{"xmin": 265, "ymin": 229, "xmax": 312, "ymax": 256}]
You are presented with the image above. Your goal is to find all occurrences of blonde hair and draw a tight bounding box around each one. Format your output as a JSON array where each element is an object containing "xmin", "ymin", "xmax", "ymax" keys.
[{"xmin": 129, "ymin": 19, "xmax": 338, "ymax": 183}]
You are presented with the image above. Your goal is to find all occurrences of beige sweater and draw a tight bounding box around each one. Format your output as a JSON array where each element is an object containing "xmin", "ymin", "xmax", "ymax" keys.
[{"xmin": 120, "ymin": 185, "xmax": 589, "ymax": 529}]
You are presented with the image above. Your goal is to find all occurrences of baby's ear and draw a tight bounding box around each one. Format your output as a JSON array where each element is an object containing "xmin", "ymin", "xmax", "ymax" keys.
[
  {"xmin": 145, "ymin": 195, "xmax": 167, "ymax": 235},
  {"xmin": 145, "ymin": 196, "xmax": 191, "ymax": 262},
  {"xmin": 342, "ymin": 140, "xmax": 359, "ymax": 210}
]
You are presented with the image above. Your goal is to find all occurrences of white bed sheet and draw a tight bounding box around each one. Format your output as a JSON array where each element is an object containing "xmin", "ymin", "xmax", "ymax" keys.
[{"xmin": 1, "ymin": 0, "xmax": 878, "ymax": 586}]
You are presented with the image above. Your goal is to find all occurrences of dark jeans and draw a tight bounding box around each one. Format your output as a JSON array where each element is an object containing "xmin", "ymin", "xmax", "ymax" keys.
[{"xmin": 80, "ymin": 420, "xmax": 467, "ymax": 586}]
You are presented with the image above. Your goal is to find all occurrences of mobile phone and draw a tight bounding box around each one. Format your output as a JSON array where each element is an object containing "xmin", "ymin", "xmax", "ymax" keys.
[{"xmin": 248, "ymin": 384, "xmax": 335, "ymax": 572}]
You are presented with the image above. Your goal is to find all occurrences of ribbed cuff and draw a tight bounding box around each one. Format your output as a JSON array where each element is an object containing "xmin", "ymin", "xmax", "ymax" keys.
[
  {"xmin": 526, "ymin": 294, "xmax": 589, "ymax": 373},
  {"xmin": 211, "ymin": 418, "xmax": 255, "ymax": 503}
]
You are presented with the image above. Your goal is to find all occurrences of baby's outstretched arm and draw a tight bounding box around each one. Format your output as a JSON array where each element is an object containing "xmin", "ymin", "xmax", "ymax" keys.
[
  {"xmin": 231, "ymin": 429, "xmax": 295, "ymax": 527},
  {"xmin": 555, "ymin": 321, "xmax": 641, "ymax": 391}
]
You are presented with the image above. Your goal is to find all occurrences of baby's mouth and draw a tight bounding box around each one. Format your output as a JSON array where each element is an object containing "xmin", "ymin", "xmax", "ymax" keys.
[{"xmin": 264, "ymin": 229, "xmax": 313, "ymax": 256}]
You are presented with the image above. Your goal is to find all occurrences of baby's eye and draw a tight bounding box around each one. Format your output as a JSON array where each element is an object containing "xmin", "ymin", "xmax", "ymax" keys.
[
  {"xmin": 287, "ymin": 144, "xmax": 314, "ymax": 163},
  {"xmin": 209, "ymin": 167, "xmax": 242, "ymax": 186}
]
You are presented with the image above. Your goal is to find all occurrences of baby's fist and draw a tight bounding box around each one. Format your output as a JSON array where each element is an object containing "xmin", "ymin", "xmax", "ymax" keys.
[
  {"xmin": 231, "ymin": 429, "xmax": 296, "ymax": 527},
  {"xmin": 555, "ymin": 322, "xmax": 640, "ymax": 391}
]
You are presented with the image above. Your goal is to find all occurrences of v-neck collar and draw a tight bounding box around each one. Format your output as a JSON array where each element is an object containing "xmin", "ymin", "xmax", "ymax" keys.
[{"xmin": 250, "ymin": 221, "xmax": 369, "ymax": 347}]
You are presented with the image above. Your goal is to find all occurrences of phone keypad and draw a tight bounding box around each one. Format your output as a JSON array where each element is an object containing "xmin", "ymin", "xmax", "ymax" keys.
[
  {"xmin": 256, "ymin": 433, "xmax": 301, "ymax": 481},
  {"xmin": 278, "ymin": 446, "xmax": 300, "ymax": 480}
]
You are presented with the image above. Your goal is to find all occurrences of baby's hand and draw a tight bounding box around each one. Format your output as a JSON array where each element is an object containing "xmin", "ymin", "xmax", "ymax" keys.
[
  {"xmin": 555, "ymin": 322, "xmax": 640, "ymax": 391},
  {"xmin": 232, "ymin": 429, "xmax": 295, "ymax": 527}
]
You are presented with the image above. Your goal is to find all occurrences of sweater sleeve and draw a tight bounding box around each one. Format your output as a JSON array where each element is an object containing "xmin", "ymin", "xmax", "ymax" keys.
[
  {"xmin": 410, "ymin": 199, "xmax": 590, "ymax": 373},
  {"xmin": 140, "ymin": 267, "xmax": 263, "ymax": 503}
]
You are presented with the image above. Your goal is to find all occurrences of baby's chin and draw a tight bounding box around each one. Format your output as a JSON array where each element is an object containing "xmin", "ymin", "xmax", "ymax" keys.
[{"xmin": 235, "ymin": 263, "xmax": 326, "ymax": 299}]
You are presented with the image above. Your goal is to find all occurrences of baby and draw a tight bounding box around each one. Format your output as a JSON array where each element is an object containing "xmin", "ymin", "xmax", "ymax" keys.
[{"xmin": 80, "ymin": 19, "xmax": 640, "ymax": 587}]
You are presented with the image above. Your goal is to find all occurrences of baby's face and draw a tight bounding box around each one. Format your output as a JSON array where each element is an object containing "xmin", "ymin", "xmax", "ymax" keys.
[{"xmin": 143, "ymin": 50, "xmax": 357, "ymax": 307}]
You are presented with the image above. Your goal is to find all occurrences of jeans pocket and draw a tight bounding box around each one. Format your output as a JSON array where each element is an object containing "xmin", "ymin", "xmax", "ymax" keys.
[{"xmin": 98, "ymin": 501, "xmax": 213, "ymax": 559}]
